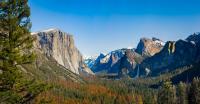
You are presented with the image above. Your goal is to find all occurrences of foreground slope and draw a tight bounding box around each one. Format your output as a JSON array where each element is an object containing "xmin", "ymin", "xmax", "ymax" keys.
[{"xmin": 22, "ymin": 50, "xmax": 84, "ymax": 82}]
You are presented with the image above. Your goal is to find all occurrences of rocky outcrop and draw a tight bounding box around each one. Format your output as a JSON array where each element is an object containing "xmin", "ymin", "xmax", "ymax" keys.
[
  {"xmin": 32, "ymin": 28, "xmax": 93, "ymax": 75},
  {"xmin": 135, "ymin": 37, "xmax": 165, "ymax": 57},
  {"xmin": 139, "ymin": 33, "xmax": 200, "ymax": 76},
  {"xmin": 118, "ymin": 49, "xmax": 143, "ymax": 77}
]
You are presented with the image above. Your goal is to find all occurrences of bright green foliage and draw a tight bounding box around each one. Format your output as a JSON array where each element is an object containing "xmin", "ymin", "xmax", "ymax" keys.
[
  {"xmin": 177, "ymin": 82, "xmax": 188, "ymax": 104},
  {"xmin": 188, "ymin": 78, "xmax": 200, "ymax": 104},
  {"xmin": 158, "ymin": 80, "xmax": 176, "ymax": 104}
]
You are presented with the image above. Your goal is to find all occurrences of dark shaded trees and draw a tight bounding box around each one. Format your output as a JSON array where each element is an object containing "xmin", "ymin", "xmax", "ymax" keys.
[
  {"xmin": 158, "ymin": 80, "xmax": 176, "ymax": 104},
  {"xmin": 188, "ymin": 78, "xmax": 200, "ymax": 104},
  {"xmin": 176, "ymin": 82, "xmax": 188, "ymax": 104}
]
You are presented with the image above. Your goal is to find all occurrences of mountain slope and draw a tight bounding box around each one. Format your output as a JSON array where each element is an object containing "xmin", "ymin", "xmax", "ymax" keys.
[
  {"xmin": 21, "ymin": 50, "xmax": 84, "ymax": 83},
  {"xmin": 171, "ymin": 63, "xmax": 200, "ymax": 84}
]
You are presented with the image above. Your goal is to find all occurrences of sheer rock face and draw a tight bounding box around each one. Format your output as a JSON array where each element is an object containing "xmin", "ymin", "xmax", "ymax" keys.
[
  {"xmin": 135, "ymin": 37, "xmax": 165, "ymax": 57},
  {"xmin": 32, "ymin": 29, "xmax": 93, "ymax": 75}
]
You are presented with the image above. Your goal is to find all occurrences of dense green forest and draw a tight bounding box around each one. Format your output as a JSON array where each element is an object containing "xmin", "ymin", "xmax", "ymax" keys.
[{"xmin": 0, "ymin": 0, "xmax": 200, "ymax": 104}]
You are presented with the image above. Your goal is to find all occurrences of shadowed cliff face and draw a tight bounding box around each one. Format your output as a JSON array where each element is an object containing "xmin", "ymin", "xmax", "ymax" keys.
[
  {"xmin": 186, "ymin": 32, "xmax": 200, "ymax": 62},
  {"xmin": 118, "ymin": 49, "xmax": 143, "ymax": 78},
  {"xmin": 32, "ymin": 29, "xmax": 93, "ymax": 75},
  {"xmin": 91, "ymin": 49, "xmax": 126, "ymax": 74}
]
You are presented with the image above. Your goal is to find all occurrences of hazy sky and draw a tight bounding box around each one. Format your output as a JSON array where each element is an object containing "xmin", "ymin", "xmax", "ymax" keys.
[{"xmin": 29, "ymin": 0, "xmax": 200, "ymax": 56}]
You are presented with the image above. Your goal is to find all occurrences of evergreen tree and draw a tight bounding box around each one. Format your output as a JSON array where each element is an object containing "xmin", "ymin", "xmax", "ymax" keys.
[
  {"xmin": 157, "ymin": 80, "xmax": 176, "ymax": 104},
  {"xmin": 136, "ymin": 95, "xmax": 143, "ymax": 104},
  {"xmin": 0, "ymin": 0, "xmax": 34, "ymax": 86},
  {"xmin": 0, "ymin": 0, "xmax": 46, "ymax": 103},
  {"xmin": 188, "ymin": 78, "xmax": 200, "ymax": 104},
  {"xmin": 176, "ymin": 82, "xmax": 188, "ymax": 104},
  {"xmin": 143, "ymin": 92, "xmax": 157, "ymax": 104}
]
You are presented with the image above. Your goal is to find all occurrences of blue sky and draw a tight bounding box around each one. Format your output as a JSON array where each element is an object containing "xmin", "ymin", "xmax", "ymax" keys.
[{"xmin": 29, "ymin": 0, "xmax": 200, "ymax": 56}]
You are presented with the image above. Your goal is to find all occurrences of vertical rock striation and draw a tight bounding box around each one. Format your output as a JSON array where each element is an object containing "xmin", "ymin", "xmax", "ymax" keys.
[{"xmin": 32, "ymin": 28, "xmax": 93, "ymax": 75}]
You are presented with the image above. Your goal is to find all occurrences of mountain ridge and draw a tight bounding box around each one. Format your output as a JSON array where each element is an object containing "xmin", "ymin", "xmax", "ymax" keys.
[
  {"xmin": 139, "ymin": 33, "xmax": 200, "ymax": 77},
  {"xmin": 85, "ymin": 33, "xmax": 200, "ymax": 79},
  {"xmin": 85, "ymin": 37, "xmax": 164, "ymax": 75}
]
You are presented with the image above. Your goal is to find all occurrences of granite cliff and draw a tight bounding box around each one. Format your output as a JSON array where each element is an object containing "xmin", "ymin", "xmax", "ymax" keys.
[
  {"xmin": 32, "ymin": 28, "xmax": 93, "ymax": 75},
  {"xmin": 135, "ymin": 37, "xmax": 165, "ymax": 57}
]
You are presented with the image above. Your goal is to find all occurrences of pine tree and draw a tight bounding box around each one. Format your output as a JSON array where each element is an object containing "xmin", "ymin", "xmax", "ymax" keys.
[
  {"xmin": 0, "ymin": 0, "xmax": 34, "ymax": 85},
  {"xmin": 157, "ymin": 80, "xmax": 176, "ymax": 104},
  {"xmin": 176, "ymin": 82, "xmax": 188, "ymax": 104},
  {"xmin": 136, "ymin": 95, "xmax": 143, "ymax": 104},
  {"xmin": 0, "ymin": 0, "xmax": 46, "ymax": 103},
  {"xmin": 188, "ymin": 78, "xmax": 200, "ymax": 104}
]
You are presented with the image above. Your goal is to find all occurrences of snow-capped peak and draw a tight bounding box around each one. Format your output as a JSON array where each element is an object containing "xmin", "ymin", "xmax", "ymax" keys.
[
  {"xmin": 127, "ymin": 46, "xmax": 133, "ymax": 49},
  {"xmin": 100, "ymin": 54, "xmax": 111, "ymax": 64},
  {"xmin": 154, "ymin": 40, "xmax": 165, "ymax": 46},
  {"xmin": 152, "ymin": 37, "xmax": 165, "ymax": 46},
  {"xmin": 84, "ymin": 55, "xmax": 98, "ymax": 60},
  {"xmin": 84, "ymin": 55, "xmax": 99, "ymax": 68}
]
